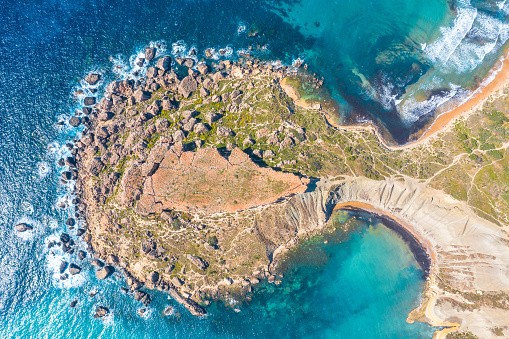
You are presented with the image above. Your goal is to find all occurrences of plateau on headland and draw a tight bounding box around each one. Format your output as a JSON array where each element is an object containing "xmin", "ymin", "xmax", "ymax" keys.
[{"xmin": 63, "ymin": 46, "xmax": 509, "ymax": 338}]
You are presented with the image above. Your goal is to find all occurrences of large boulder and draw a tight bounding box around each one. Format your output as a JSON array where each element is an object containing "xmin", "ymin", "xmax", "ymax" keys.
[
  {"xmin": 96, "ymin": 266, "xmax": 113, "ymax": 280},
  {"xmin": 134, "ymin": 90, "xmax": 151, "ymax": 103},
  {"xmin": 94, "ymin": 306, "xmax": 109, "ymax": 318},
  {"xmin": 178, "ymin": 76, "xmax": 197, "ymax": 98},
  {"xmin": 216, "ymin": 126, "xmax": 233, "ymax": 137},
  {"xmin": 193, "ymin": 123, "xmax": 210, "ymax": 134},
  {"xmin": 60, "ymin": 233, "xmax": 70, "ymax": 243},
  {"xmin": 186, "ymin": 254, "xmax": 208, "ymax": 270},
  {"xmin": 85, "ymin": 73, "xmax": 100, "ymax": 85},
  {"xmin": 88, "ymin": 158, "xmax": 105, "ymax": 176},
  {"xmin": 68, "ymin": 263, "xmax": 81, "ymax": 275},
  {"xmin": 83, "ymin": 97, "xmax": 96, "ymax": 106},
  {"xmin": 156, "ymin": 56, "xmax": 171, "ymax": 71},
  {"xmin": 147, "ymin": 271, "xmax": 159, "ymax": 283},
  {"xmin": 69, "ymin": 117, "xmax": 81, "ymax": 127},
  {"xmin": 91, "ymin": 259, "xmax": 104, "ymax": 268},
  {"xmin": 134, "ymin": 290, "xmax": 152, "ymax": 306},
  {"xmin": 15, "ymin": 223, "xmax": 32, "ymax": 232},
  {"xmin": 146, "ymin": 67, "xmax": 158, "ymax": 79},
  {"xmin": 59, "ymin": 261, "xmax": 68, "ymax": 273},
  {"xmin": 173, "ymin": 130, "xmax": 185, "ymax": 142},
  {"xmin": 78, "ymin": 250, "xmax": 87, "ymax": 261},
  {"xmin": 145, "ymin": 47, "xmax": 156, "ymax": 61},
  {"xmin": 197, "ymin": 63, "xmax": 208, "ymax": 75}
]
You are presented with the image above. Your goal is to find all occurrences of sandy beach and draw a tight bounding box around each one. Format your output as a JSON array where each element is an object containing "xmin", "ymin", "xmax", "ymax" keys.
[
  {"xmin": 411, "ymin": 50, "xmax": 509, "ymax": 148},
  {"xmin": 282, "ymin": 50, "xmax": 509, "ymax": 150},
  {"xmin": 333, "ymin": 201, "xmax": 459, "ymax": 339}
]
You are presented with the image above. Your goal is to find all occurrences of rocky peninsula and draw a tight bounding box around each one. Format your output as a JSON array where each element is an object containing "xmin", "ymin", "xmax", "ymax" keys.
[{"xmin": 63, "ymin": 46, "xmax": 509, "ymax": 338}]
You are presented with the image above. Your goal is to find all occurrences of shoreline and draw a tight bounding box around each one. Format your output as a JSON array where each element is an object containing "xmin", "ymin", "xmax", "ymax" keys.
[
  {"xmin": 282, "ymin": 50, "xmax": 509, "ymax": 150},
  {"xmin": 409, "ymin": 49, "xmax": 509, "ymax": 149},
  {"xmin": 333, "ymin": 201, "xmax": 460, "ymax": 339}
]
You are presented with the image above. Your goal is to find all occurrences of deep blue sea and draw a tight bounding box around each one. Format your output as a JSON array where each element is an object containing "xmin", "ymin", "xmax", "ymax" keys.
[{"xmin": 0, "ymin": 0, "xmax": 507, "ymax": 337}]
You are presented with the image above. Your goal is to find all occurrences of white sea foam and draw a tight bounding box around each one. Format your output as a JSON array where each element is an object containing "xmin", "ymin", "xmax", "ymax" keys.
[
  {"xmin": 237, "ymin": 23, "xmax": 247, "ymax": 34},
  {"xmin": 424, "ymin": 2, "xmax": 477, "ymax": 67},
  {"xmin": 399, "ymin": 86, "xmax": 465, "ymax": 123},
  {"xmin": 219, "ymin": 46, "xmax": 234, "ymax": 58},
  {"xmin": 20, "ymin": 201, "xmax": 34, "ymax": 215},
  {"xmin": 37, "ymin": 161, "xmax": 51, "ymax": 178}
]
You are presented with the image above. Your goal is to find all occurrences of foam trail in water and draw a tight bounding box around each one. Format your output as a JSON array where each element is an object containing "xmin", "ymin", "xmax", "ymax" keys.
[{"xmin": 424, "ymin": 1, "xmax": 477, "ymax": 66}]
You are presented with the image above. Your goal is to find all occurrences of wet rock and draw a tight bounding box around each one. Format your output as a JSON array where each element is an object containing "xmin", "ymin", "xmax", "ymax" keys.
[
  {"xmin": 184, "ymin": 58, "xmax": 194, "ymax": 68},
  {"xmin": 96, "ymin": 266, "xmax": 113, "ymax": 280},
  {"xmin": 78, "ymin": 250, "xmax": 87, "ymax": 261},
  {"xmin": 60, "ymin": 233, "xmax": 70, "ymax": 243},
  {"xmin": 59, "ymin": 261, "xmax": 68, "ymax": 273},
  {"xmin": 66, "ymin": 218, "xmax": 75, "ymax": 227},
  {"xmin": 15, "ymin": 223, "xmax": 32, "ymax": 232},
  {"xmin": 69, "ymin": 117, "xmax": 81, "ymax": 127},
  {"xmin": 84, "ymin": 97, "xmax": 96, "ymax": 106},
  {"xmin": 68, "ymin": 263, "xmax": 81, "ymax": 275},
  {"xmin": 70, "ymin": 299, "xmax": 78, "ymax": 308},
  {"xmin": 60, "ymin": 274, "xmax": 68, "ymax": 280},
  {"xmin": 164, "ymin": 306, "xmax": 175, "ymax": 316},
  {"xmin": 93, "ymin": 306, "xmax": 109, "ymax": 318},
  {"xmin": 156, "ymin": 56, "xmax": 171, "ymax": 71},
  {"xmin": 145, "ymin": 47, "xmax": 156, "ymax": 61},
  {"xmin": 77, "ymin": 228, "xmax": 86, "ymax": 236},
  {"xmin": 205, "ymin": 49, "xmax": 213, "ymax": 58},
  {"xmin": 85, "ymin": 73, "xmax": 100, "ymax": 85},
  {"xmin": 134, "ymin": 290, "xmax": 152, "ymax": 306}
]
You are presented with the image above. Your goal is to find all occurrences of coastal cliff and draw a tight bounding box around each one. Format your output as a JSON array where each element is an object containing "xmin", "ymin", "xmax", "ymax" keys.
[{"xmin": 64, "ymin": 48, "xmax": 509, "ymax": 338}]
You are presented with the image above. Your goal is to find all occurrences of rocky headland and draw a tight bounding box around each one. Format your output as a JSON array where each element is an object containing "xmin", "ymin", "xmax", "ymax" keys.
[{"xmin": 59, "ymin": 46, "xmax": 509, "ymax": 338}]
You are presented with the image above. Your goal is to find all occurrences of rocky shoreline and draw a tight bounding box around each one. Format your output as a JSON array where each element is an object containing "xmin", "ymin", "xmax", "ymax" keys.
[
  {"xmin": 65, "ymin": 48, "xmax": 328, "ymax": 316},
  {"xmin": 49, "ymin": 43, "xmax": 509, "ymax": 338}
]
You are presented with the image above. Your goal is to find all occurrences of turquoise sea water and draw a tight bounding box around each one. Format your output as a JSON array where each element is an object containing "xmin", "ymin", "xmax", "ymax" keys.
[
  {"xmin": 0, "ymin": 0, "xmax": 507, "ymax": 337},
  {"xmin": 1, "ymin": 212, "xmax": 435, "ymax": 338},
  {"xmin": 271, "ymin": 0, "xmax": 509, "ymax": 142}
]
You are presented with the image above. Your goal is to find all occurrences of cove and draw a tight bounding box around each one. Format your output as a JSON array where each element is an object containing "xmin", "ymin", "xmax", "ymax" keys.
[{"xmin": 1, "ymin": 211, "xmax": 436, "ymax": 339}]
